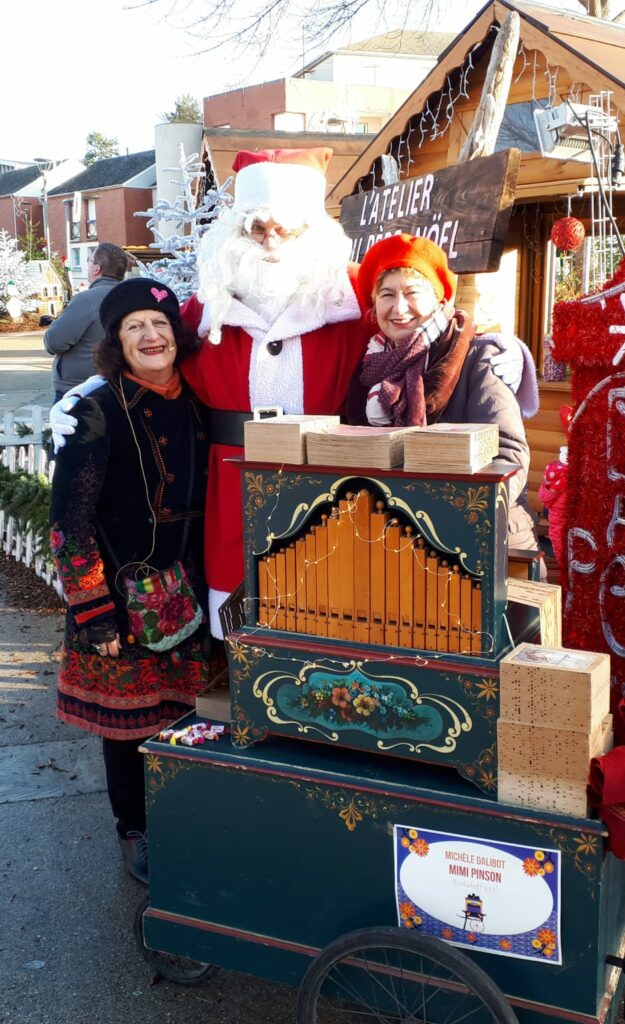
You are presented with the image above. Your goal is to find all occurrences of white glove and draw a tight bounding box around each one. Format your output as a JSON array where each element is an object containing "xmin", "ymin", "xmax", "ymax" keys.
[
  {"xmin": 50, "ymin": 374, "xmax": 105, "ymax": 451},
  {"xmin": 482, "ymin": 332, "xmax": 523, "ymax": 392},
  {"xmin": 475, "ymin": 333, "xmax": 539, "ymax": 418}
]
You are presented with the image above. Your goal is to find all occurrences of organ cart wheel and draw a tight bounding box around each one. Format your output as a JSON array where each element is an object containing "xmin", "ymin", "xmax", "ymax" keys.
[
  {"xmin": 134, "ymin": 896, "xmax": 216, "ymax": 986},
  {"xmin": 296, "ymin": 927, "xmax": 519, "ymax": 1024}
]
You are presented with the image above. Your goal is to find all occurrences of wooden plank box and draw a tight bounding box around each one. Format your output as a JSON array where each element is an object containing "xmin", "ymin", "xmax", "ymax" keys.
[
  {"xmin": 499, "ymin": 643, "xmax": 610, "ymax": 733},
  {"xmin": 498, "ymin": 713, "xmax": 613, "ymax": 817}
]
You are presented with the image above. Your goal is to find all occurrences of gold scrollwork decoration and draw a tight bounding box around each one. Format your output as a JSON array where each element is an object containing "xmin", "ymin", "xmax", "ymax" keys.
[
  {"xmin": 231, "ymin": 699, "xmax": 268, "ymax": 747},
  {"xmin": 145, "ymin": 753, "xmax": 191, "ymax": 799},
  {"xmin": 243, "ymin": 470, "xmax": 322, "ymax": 554},
  {"xmin": 459, "ymin": 743, "xmax": 498, "ymax": 793},
  {"xmin": 295, "ymin": 783, "xmax": 401, "ymax": 832},
  {"xmin": 252, "ymin": 662, "xmax": 473, "ymax": 754},
  {"xmin": 496, "ymin": 481, "xmax": 510, "ymax": 514},
  {"xmin": 227, "ymin": 638, "xmax": 265, "ymax": 681},
  {"xmin": 450, "ymin": 674, "xmax": 499, "ymax": 721},
  {"xmin": 376, "ymin": 693, "xmax": 472, "ymax": 755},
  {"xmin": 546, "ymin": 829, "xmax": 601, "ymax": 892},
  {"xmin": 416, "ymin": 481, "xmax": 490, "ymax": 520}
]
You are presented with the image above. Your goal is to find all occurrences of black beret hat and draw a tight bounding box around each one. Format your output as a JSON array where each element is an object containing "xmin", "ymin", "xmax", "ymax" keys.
[{"xmin": 99, "ymin": 277, "xmax": 180, "ymax": 334}]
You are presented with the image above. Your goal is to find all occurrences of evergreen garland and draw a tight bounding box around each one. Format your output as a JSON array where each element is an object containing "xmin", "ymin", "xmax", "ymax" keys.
[{"xmin": 0, "ymin": 464, "xmax": 52, "ymax": 559}]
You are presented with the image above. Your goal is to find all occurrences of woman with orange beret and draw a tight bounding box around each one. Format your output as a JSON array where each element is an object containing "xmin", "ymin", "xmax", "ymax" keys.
[{"xmin": 345, "ymin": 233, "xmax": 538, "ymax": 553}]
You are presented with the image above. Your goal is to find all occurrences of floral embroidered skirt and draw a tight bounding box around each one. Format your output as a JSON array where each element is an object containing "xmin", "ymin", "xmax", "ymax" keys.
[{"xmin": 57, "ymin": 628, "xmax": 210, "ymax": 740}]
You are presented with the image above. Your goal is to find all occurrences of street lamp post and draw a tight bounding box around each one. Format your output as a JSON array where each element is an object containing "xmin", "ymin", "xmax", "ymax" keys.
[
  {"xmin": 62, "ymin": 198, "xmax": 74, "ymax": 298},
  {"xmin": 34, "ymin": 157, "xmax": 54, "ymax": 259}
]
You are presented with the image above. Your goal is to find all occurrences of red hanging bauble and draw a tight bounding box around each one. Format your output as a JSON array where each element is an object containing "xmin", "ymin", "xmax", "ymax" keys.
[{"xmin": 550, "ymin": 215, "xmax": 585, "ymax": 252}]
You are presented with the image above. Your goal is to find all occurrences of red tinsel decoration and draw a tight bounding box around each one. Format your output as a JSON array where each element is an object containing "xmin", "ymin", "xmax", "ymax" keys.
[
  {"xmin": 550, "ymin": 216, "xmax": 585, "ymax": 252},
  {"xmin": 552, "ymin": 259, "xmax": 625, "ymax": 743}
]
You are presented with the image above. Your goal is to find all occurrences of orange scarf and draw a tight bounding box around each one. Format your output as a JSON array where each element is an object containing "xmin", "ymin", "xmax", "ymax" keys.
[{"xmin": 123, "ymin": 370, "xmax": 182, "ymax": 399}]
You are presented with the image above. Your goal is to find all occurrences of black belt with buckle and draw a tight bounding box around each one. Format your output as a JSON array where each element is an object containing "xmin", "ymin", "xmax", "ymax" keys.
[{"xmin": 206, "ymin": 409, "xmax": 254, "ymax": 448}]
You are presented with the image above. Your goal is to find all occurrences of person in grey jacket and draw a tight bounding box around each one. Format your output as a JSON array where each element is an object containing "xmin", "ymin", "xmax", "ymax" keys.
[
  {"xmin": 44, "ymin": 242, "xmax": 127, "ymax": 400},
  {"xmin": 345, "ymin": 232, "xmax": 539, "ymax": 557}
]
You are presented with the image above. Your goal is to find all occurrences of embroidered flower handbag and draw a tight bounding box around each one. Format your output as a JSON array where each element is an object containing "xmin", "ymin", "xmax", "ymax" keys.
[{"xmin": 125, "ymin": 560, "xmax": 203, "ymax": 652}]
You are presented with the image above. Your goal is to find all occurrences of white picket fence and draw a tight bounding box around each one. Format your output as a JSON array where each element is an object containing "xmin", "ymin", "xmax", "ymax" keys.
[{"xmin": 0, "ymin": 408, "xmax": 62, "ymax": 595}]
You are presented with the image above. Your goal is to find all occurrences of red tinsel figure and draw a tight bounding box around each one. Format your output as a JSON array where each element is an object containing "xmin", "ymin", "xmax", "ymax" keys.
[
  {"xmin": 552, "ymin": 259, "xmax": 625, "ymax": 742},
  {"xmin": 550, "ymin": 216, "xmax": 585, "ymax": 252}
]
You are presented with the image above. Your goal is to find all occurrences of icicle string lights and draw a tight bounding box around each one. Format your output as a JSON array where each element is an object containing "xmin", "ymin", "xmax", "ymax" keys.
[{"xmin": 243, "ymin": 473, "xmax": 493, "ymax": 656}]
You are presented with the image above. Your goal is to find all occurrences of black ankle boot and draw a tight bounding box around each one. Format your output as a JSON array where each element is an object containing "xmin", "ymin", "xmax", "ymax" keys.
[{"xmin": 118, "ymin": 830, "xmax": 149, "ymax": 885}]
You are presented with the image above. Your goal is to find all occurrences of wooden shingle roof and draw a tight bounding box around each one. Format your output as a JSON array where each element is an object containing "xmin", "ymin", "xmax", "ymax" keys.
[{"xmin": 339, "ymin": 30, "xmax": 456, "ymax": 56}]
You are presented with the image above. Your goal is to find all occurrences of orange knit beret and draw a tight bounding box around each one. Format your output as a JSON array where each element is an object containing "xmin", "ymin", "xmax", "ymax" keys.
[{"xmin": 357, "ymin": 233, "xmax": 457, "ymax": 308}]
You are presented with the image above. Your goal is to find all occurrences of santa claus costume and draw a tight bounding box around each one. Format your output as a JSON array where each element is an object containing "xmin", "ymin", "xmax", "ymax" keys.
[{"xmin": 180, "ymin": 147, "xmax": 371, "ymax": 632}]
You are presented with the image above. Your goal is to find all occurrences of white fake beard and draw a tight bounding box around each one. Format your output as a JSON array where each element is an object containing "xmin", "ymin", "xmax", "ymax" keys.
[
  {"xmin": 228, "ymin": 236, "xmax": 301, "ymax": 323},
  {"xmin": 197, "ymin": 211, "xmax": 353, "ymax": 340}
]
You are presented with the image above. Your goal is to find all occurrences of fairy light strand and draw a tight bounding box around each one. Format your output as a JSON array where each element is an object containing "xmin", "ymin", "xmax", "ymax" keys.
[{"xmin": 246, "ymin": 481, "xmax": 494, "ymax": 655}]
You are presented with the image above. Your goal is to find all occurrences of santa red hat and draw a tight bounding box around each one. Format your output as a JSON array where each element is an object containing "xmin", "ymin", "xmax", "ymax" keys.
[
  {"xmin": 232, "ymin": 147, "xmax": 332, "ymax": 230},
  {"xmin": 357, "ymin": 233, "xmax": 457, "ymax": 309}
]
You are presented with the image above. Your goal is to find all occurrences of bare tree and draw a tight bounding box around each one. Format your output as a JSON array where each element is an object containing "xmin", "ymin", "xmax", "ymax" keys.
[
  {"xmin": 133, "ymin": 0, "xmax": 625, "ymax": 59},
  {"xmin": 132, "ymin": 0, "xmax": 450, "ymax": 60}
]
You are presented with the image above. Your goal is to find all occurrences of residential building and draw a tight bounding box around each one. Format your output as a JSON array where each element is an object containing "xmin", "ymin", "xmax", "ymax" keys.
[
  {"xmin": 0, "ymin": 160, "xmax": 83, "ymax": 249},
  {"xmin": 0, "ymin": 157, "xmax": 33, "ymax": 175},
  {"xmin": 47, "ymin": 151, "xmax": 156, "ymax": 286},
  {"xmin": 0, "ymin": 166, "xmax": 43, "ymax": 240},
  {"xmin": 204, "ymin": 31, "xmax": 454, "ymax": 136}
]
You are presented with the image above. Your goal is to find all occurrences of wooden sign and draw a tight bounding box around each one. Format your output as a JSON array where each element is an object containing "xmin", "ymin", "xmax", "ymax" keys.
[{"xmin": 340, "ymin": 148, "xmax": 520, "ymax": 273}]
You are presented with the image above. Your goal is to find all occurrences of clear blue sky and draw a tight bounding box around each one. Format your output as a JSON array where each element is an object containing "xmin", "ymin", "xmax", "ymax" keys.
[{"xmin": 2, "ymin": 0, "xmax": 584, "ymax": 165}]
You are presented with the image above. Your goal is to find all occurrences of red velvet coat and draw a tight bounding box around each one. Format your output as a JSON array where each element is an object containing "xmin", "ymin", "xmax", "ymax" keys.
[{"xmin": 180, "ymin": 280, "xmax": 370, "ymax": 592}]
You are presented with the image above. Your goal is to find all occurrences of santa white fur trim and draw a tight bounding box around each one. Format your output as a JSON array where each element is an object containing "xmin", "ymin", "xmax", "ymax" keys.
[
  {"xmin": 250, "ymin": 336, "xmax": 304, "ymax": 413},
  {"xmin": 208, "ymin": 588, "xmax": 229, "ymax": 639},
  {"xmin": 234, "ymin": 163, "xmax": 326, "ymax": 228}
]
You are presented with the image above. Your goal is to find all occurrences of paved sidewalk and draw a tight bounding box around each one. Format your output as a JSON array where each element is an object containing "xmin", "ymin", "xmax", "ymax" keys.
[
  {"xmin": 0, "ymin": 590, "xmax": 294, "ymax": 1024},
  {"xmin": 0, "ymin": 331, "xmax": 54, "ymax": 420}
]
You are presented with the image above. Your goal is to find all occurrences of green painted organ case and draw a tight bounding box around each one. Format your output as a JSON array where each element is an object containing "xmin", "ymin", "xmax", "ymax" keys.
[{"xmin": 227, "ymin": 461, "xmax": 517, "ymax": 793}]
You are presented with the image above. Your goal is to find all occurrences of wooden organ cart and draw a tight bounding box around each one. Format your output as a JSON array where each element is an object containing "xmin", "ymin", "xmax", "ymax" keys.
[
  {"xmin": 133, "ymin": 102, "xmax": 624, "ymax": 1024},
  {"xmin": 136, "ymin": 454, "xmax": 625, "ymax": 1024}
]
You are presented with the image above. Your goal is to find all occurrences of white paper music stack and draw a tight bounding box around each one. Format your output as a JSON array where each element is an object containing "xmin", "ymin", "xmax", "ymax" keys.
[
  {"xmin": 306, "ymin": 424, "xmax": 412, "ymax": 470},
  {"xmin": 403, "ymin": 423, "xmax": 499, "ymax": 474},
  {"xmin": 244, "ymin": 415, "xmax": 340, "ymax": 464}
]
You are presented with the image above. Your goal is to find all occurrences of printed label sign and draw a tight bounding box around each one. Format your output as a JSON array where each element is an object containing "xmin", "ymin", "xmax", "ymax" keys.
[
  {"xmin": 394, "ymin": 825, "xmax": 561, "ymax": 963},
  {"xmin": 511, "ymin": 647, "xmax": 596, "ymax": 670}
]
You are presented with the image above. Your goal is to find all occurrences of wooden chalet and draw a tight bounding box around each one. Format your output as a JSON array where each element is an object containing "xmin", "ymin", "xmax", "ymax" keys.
[
  {"xmin": 327, "ymin": 0, "xmax": 625, "ymax": 513},
  {"xmin": 200, "ymin": 128, "xmax": 373, "ymax": 197}
]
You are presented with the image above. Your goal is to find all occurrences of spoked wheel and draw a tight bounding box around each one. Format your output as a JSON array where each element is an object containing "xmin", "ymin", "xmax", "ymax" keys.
[
  {"xmin": 134, "ymin": 895, "xmax": 216, "ymax": 986},
  {"xmin": 297, "ymin": 927, "xmax": 519, "ymax": 1024}
]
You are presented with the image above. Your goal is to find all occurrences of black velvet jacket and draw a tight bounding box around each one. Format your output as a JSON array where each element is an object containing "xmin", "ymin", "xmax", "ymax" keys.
[{"xmin": 49, "ymin": 377, "xmax": 210, "ymax": 636}]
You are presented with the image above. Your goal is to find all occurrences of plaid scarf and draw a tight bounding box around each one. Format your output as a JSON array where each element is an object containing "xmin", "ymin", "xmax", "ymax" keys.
[{"xmin": 360, "ymin": 303, "xmax": 470, "ymax": 427}]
